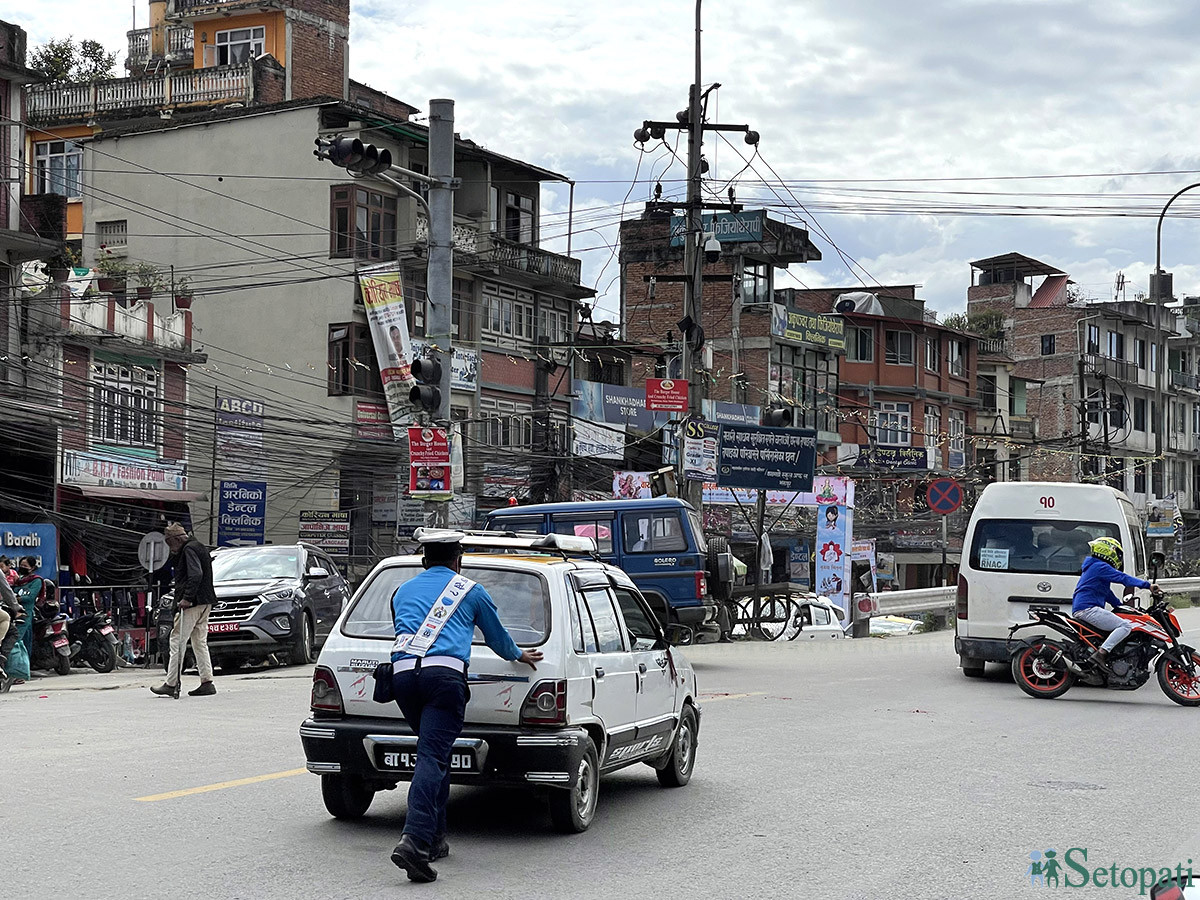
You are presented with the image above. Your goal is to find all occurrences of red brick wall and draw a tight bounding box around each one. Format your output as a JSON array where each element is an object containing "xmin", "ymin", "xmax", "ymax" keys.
[
  {"xmin": 61, "ymin": 344, "xmax": 89, "ymax": 452},
  {"xmin": 481, "ymin": 348, "xmax": 536, "ymax": 393},
  {"xmin": 287, "ymin": 0, "xmax": 349, "ymax": 101},
  {"xmin": 163, "ymin": 362, "xmax": 186, "ymax": 461}
]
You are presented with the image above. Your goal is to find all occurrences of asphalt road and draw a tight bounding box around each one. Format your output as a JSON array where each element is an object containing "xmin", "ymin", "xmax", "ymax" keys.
[{"xmin": 5, "ymin": 611, "xmax": 1200, "ymax": 900}]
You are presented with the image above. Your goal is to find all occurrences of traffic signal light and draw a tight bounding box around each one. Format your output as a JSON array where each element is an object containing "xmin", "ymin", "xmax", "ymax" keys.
[
  {"xmin": 410, "ymin": 356, "xmax": 442, "ymax": 414},
  {"xmin": 314, "ymin": 136, "xmax": 393, "ymax": 175},
  {"xmin": 763, "ymin": 406, "xmax": 793, "ymax": 427}
]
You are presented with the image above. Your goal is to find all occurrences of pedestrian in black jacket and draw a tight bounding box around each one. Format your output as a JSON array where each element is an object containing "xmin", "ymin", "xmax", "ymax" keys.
[{"xmin": 151, "ymin": 524, "xmax": 216, "ymax": 699}]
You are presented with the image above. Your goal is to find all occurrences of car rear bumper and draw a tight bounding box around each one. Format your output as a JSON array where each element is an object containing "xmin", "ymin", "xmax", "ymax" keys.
[
  {"xmin": 299, "ymin": 716, "xmax": 591, "ymax": 791},
  {"xmin": 674, "ymin": 602, "xmax": 718, "ymax": 626}
]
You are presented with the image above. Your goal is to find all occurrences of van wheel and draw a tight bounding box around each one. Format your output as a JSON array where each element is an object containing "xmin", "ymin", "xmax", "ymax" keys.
[
  {"xmin": 321, "ymin": 774, "xmax": 375, "ymax": 819},
  {"xmin": 960, "ymin": 655, "xmax": 985, "ymax": 678},
  {"xmin": 549, "ymin": 738, "xmax": 599, "ymax": 833}
]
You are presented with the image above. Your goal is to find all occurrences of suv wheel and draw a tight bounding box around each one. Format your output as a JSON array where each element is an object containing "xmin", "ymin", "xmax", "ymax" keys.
[
  {"xmin": 320, "ymin": 773, "xmax": 375, "ymax": 819},
  {"xmin": 287, "ymin": 613, "xmax": 313, "ymax": 666},
  {"xmin": 656, "ymin": 705, "xmax": 698, "ymax": 787},
  {"xmin": 549, "ymin": 738, "xmax": 599, "ymax": 833}
]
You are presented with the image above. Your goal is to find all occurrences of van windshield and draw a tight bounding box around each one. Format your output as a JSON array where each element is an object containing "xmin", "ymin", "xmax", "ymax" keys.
[
  {"xmin": 341, "ymin": 564, "xmax": 550, "ymax": 646},
  {"xmin": 969, "ymin": 520, "xmax": 1120, "ymax": 576}
]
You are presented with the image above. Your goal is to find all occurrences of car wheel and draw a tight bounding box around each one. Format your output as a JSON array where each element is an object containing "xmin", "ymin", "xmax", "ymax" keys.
[
  {"xmin": 656, "ymin": 705, "xmax": 698, "ymax": 788},
  {"xmin": 287, "ymin": 613, "xmax": 313, "ymax": 666},
  {"xmin": 549, "ymin": 738, "xmax": 599, "ymax": 833},
  {"xmin": 320, "ymin": 773, "xmax": 375, "ymax": 819}
]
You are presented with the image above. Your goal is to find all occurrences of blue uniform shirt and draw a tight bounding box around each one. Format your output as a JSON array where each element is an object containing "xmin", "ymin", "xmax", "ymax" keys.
[
  {"xmin": 391, "ymin": 566, "xmax": 522, "ymax": 664},
  {"xmin": 1072, "ymin": 555, "xmax": 1151, "ymax": 614}
]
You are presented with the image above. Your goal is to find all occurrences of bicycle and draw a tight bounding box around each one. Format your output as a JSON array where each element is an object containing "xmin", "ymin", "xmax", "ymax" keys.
[{"xmin": 726, "ymin": 594, "xmax": 801, "ymax": 641}]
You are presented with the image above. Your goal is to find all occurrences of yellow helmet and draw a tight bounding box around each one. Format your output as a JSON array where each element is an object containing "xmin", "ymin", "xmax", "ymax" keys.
[{"xmin": 1088, "ymin": 536, "xmax": 1124, "ymax": 569}]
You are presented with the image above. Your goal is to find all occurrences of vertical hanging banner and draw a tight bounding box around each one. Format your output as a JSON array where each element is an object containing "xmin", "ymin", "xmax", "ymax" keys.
[
  {"xmin": 815, "ymin": 503, "xmax": 849, "ymax": 608},
  {"xmin": 216, "ymin": 395, "xmax": 266, "ymax": 481},
  {"xmin": 360, "ymin": 268, "xmax": 416, "ymax": 439},
  {"xmin": 408, "ymin": 426, "xmax": 452, "ymax": 500}
]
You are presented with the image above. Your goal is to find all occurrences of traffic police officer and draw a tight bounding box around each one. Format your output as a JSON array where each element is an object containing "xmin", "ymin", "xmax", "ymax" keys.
[{"xmin": 389, "ymin": 530, "xmax": 542, "ymax": 883}]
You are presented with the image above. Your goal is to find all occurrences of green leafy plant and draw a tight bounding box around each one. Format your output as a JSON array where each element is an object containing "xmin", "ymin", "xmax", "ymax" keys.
[
  {"xmin": 133, "ymin": 262, "xmax": 166, "ymax": 292},
  {"xmin": 30, "ymin": 37, "xmax": 117, "ymax": 83},
  {"xmin": 93, "ymin": 248, "xmax": 128, "ymax": 277}
]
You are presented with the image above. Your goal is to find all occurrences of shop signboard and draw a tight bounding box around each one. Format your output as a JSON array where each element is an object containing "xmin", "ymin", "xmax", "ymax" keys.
[
  {"xmin": 412, "ymin": 339, "xmax": 479, "ymax": 391},
  {"xmin": 61, "ymin": 449, "xmax": 188, "ymax": 491},
  {"xmin": 715, "ymin": 424, "xmax": 817, "ymax": 492},
  {"xmin": 299, "ymin": 511, "xmax": 351, "ymax": 554},
  {"xmin": 0, "ymin": 523, "xmax": 57, "ymax": 581},
  {"xmin": 770, "ymin": 303, "xmax": 847, "ymax": 353},
  {"xmin": 407, "ymin": 426, "xmax": 451, "ymax": 500},
  {"xmin": 851, "ymin": 445, "xmax": 931, "ymax": 470},
  {"xmin": 216, "ymin": 480, "xmax": 266, "ymax": 546},
  {"xmin": 574, "ymin": 419, "xmax": 626, "ymax": 461},
  {"xmin": 701, "ymin": 475, "xmax": 855, "ymax": 508},
  {"xmin": 645, "ymin": 378, "xmax": 688, "ymax": 412},
  {"xmin": 701, "ymin": 400, "xmax": 761, "ymax": 425},
  {"xmin": 669, "ymin": 210, "xmax": 764, "ymax": 247},
  {"xmin": 355, "ymin": 401, "xmax": 392, "ymax": 442},
  {"xmin": 217, "ymin": 395, "xmax": 266, "ymax": 480}
]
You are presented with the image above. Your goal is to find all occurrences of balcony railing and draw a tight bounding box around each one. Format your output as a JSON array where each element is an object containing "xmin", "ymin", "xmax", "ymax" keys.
[
  {"xmin": 1084, "ymin": 353, "xmax": 1137, "ymax": 385},
  {"xmin": 1171, "ymin": 370, "xmax": 1200, "ymax": 392},
  {"xmin": 415, "ymin": 212, "xmax": 480, "ymax": 256},
  {"xmin": 977, "ymin": 337, "xmax": 1006, "ymax": 355},
  {"xmin": 63, "ymin": 292, "xmax": 193, "ymax": 353},
  {"xmin": 126, "ymin": 25, "xmax": 195, "ymax": 69},
  {"xmin": 128, "ymin": 29, "xmax": 149, "ymax": 63},
  {"xmin": 27, "ymin": 62, "xmax": 253, "ymax": 122},
  {"xmin": 481, "ymin": 233, "xmax": 583, "ymax": 285}
]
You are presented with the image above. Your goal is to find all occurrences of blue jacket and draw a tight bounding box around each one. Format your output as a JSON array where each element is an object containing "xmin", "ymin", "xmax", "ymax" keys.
[
  {"xmin": 391, "ymin": 566, "xmax": 522, "ymax": 664},
  {"xmin": 1072, "ymin": 555, "xmax": 1151, "ymax": 614}
]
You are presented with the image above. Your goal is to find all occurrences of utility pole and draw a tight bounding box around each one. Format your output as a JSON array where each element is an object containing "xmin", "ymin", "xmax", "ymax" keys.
[
  {"xmin": 426, "ymin": 98, "xmax": 456, "ymax": 527},
  {"xmin": 532, "ymin": 335, "xmax": 552, "ymax": 504}
]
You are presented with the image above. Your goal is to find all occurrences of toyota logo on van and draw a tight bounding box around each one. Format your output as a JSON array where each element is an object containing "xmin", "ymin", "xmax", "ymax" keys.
[{"xmin": 1037, "ymin": 582, "xmax": 1052, "ymax": 593}]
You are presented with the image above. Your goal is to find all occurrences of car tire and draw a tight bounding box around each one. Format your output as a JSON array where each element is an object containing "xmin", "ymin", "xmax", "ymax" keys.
[
  {"xmin": 287, "ymin": 612, "xmax": 313, "ymax": 666},
  {"xmin": 707, "ymin": 535, "xmax": 730, "ymax": 602},
  {"xmin": 320, "ymin": 773, "xmax": 375, "ymax": 819},
  {"xmin": 960, "ymin": 655, "xmax": 986, "ymax": 678},
  {"xmin": 549, "ymin": 738, "xmax": 599, "ymax": 833},
  {"xmin": 656, "ymin": 705, "xmax": 698, "ymax": 788}
]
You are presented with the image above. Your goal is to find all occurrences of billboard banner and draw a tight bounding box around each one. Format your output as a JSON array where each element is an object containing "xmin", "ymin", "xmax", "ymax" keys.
[
  {"xmin": 770, "ymin": 303, "xmax": 846, "ymax": 353},
  {"xmin": 360, "ymin": 269, "xmax": 416, "ymax": 439},
  {"xmin": 217, "ymin": 480, "xmax": 267, "ymax": 546},
  {"xmin": 715, "ymin": 425, "xmax": 817, "ymax": 492}
]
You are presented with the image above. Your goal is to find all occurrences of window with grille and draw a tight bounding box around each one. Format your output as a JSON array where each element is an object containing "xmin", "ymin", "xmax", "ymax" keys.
[
  {"xmin": 97, "ymin": 220, "xmax": 128, "ymax": 250},
  {"xmin": 34, "ymin": 140, "xmax": 83, "ymax": 198},
  {"xmin": 330, "ymin": 185, "xmax": 398, "ymax": 260},
  {"xmin": 328, "ymin": 323, "xmax": 381, "ymax": 396},
  {"xmin": 215, "ymin": 26, "xmax": 265, "ymax": 65},
  {"xmin": 477, "ymin": 398, "xmax": 533, "ymax": 448},
  {"xmin": 91, "ymin": 360, "xmax": 159, "ymax": 449}
]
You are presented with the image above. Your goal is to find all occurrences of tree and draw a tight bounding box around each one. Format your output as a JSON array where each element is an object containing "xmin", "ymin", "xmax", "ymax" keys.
[{"xmin": 30, "ymin": 37, "xmax": 116, "ymax": 82}]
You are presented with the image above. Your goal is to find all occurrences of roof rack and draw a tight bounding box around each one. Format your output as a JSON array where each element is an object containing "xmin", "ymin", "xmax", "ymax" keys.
[{"xmin": 411, "ymin": 527, "xmax": 597, "ymax": 558}]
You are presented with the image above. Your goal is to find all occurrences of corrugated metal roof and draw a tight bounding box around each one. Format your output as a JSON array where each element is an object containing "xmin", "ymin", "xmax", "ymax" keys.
[{"xmin": 1029, "ymin": 274, "xmax": 1069, "ymax": 308}]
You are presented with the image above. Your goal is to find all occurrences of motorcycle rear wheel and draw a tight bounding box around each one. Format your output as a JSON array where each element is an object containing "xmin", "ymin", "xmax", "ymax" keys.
[
  {"xmin": 1156, "ymin": 651, "xmax": 1200, "ymax": 707},
  {"xmin": 54, "ymin": 653, "xmax": 71, "ymax": 676},
  {"xmin": 1012, "ymin": 642, "xmax": 1075, "ymax": 699}
]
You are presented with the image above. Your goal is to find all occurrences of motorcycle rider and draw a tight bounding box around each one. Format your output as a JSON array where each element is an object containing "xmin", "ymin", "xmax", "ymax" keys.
[{"xmin": 1072, "ymin": 536, "xmax": 1159, "ymax": 670}]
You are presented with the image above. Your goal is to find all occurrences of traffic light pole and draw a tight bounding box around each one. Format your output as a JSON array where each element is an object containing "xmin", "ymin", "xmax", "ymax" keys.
[
  {"xmin": 426, "ymin": 98, "xmax": 456, "ymax": 528},
  {"xmin": 680, "ymin": 6, "xmax": 704, "ymax": 513}
]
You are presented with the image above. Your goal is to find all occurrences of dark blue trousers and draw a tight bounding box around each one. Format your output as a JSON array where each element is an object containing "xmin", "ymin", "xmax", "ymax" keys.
[{"xmin": 392, "ymin": 666, "xmax": 468, "ymax": 848}]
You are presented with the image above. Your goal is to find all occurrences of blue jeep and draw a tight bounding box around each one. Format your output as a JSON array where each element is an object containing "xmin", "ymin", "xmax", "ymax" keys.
[{"xmin": 484, "ymin": 498, "xmax": 728, "ymax": 640}]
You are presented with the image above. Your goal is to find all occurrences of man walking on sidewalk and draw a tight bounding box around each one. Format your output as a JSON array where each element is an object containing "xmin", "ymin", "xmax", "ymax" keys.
[{"xmin": 152, "ymin": 524, "xmax": 217, "ymax": 699}]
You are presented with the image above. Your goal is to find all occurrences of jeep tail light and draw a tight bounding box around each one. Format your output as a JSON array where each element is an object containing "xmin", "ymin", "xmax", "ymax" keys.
[
  {"xmin": 956, "ymin": 575, "xmax": 968, "ymax": 620},
  {"xmin": 311, "ymin": 666, "xmax": 343, "ymax": 716},
  {"xmin": 695, "ymin": 571, "xmax": 708, "ymax": 599},
  {"xmin": 520, "ymin": 679, "xmax": 567, "ymax": 726}
]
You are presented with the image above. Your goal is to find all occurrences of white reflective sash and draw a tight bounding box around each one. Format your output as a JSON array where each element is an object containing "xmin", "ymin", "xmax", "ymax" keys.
[{"xmin": 392, "ymin": 573, "xmax": 477, "ymax": 658}]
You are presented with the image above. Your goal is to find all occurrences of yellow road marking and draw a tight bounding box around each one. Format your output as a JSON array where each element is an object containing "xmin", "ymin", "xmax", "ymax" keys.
[
  {"xmin": 135, "ymin": 768, "xmax": 307, "ymax": 802},
  {"xmin": 699, "ymin": 691, "xmax": 765, "ymax": 703}
]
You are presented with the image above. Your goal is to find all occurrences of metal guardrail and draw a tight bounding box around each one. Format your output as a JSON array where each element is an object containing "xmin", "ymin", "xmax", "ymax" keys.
[{"xmin": 870, "ymin": 576, "xmax": 1200, "ymax": 618}]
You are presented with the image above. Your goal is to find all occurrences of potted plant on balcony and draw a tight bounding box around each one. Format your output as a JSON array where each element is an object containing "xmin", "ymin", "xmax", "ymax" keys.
[
  {"xmin": 94, "ymin": 247, "xmax": 128, "ymax": 293},
  {"xmin": 173, "ymin": 275, "xmax": 194, "ymax": 310},
  {"xmin": 133, "ymin": 262, "xmax": 165, "ymax": 302}
]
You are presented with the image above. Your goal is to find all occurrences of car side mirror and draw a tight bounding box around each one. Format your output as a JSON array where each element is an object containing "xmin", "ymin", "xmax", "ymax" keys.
[
  {"xmin": 304, "ymin": 568, "xmax": 329, "ymax": 580},
  {"xmin": 663, "ymin": 623, "xmax": 694, "ymax": 646},
  {"xmin": 1150, "ymin": 876, "xmax": 1194, "ymax": 900}
]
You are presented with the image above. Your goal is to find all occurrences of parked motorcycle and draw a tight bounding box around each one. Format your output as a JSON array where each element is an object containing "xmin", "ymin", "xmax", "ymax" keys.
[
  {"xmin": 31, "ymin": 609, "xmax": 74, "ymax": 676},
  {"xmin": 68, "ymin": 610, "xmax": 120, "ymax": 673},
  {"xmin": 1007, "ymin": 589, "xmax": 1200, "ymax": 706}
]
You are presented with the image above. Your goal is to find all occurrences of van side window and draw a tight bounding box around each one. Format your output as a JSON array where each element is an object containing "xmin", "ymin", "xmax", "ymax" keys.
[
  {"xmin": 623, "ymin": 512, "xmax": 687, "ymax": 554},
  {"xmin": 552, "ymin": 516, "xmax": 614, "ymax": 553},
  {"xmin": 580, "ymin": 587, "xmax": 625, "ymax": 653}
]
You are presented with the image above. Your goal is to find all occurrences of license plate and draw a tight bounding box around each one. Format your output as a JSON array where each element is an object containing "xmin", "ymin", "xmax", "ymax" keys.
[
  {"xmin": 209, "ymin": 623, "xmax": 240, "ymax": 634},
  {"xmin": 375, "ymin": 747, "xmax": 475, "ymax": 773},
  {"xmin": 53, "ymin": 637, "xmax": 68, "ymax": 648},
  {"xmin": 100, "ymin": 625, "xmax": 114, "ymax": 635}
]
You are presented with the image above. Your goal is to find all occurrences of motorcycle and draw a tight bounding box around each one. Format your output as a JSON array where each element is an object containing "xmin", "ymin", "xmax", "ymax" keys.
[
  {"xmin": 68, "ymin": 610, "xmax": 120, "ymax": 673},
  {"xmin": 1007, "ymin": 589, "xmax": 1200, "ymax": 706},
  {"xmin": 31, "ymin": 609, "xmax": 74, "ymax": 676}
]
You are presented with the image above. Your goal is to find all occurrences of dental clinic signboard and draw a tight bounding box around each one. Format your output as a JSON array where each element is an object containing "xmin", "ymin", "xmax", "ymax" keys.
[
  {"xmin": 216, "ymin": 480, "xmax": 266, "ymax": 547},
  {"xmin": 0, "ymin": 524, "xmax": 57, "ymax": 581}
]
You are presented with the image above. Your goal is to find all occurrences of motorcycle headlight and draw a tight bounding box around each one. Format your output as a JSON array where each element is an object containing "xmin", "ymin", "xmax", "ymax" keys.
[{"xmin": 262, "ymin": 587, "xmax": 296, "ymax": 602}]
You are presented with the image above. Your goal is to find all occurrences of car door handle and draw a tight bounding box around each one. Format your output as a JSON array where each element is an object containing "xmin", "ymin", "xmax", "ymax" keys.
[
  {"xmin": 594, "ymin": 667, "xmax": 605, "ymax": 679},
  {"xmin": 638, "ymin": 662, "xmax": 647, "ymax": 674}
]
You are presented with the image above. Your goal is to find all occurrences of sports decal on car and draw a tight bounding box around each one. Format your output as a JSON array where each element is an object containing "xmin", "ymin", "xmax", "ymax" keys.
[{"xmin": 607, "ymin": 734, "xmax": 665, "ymax": 763}]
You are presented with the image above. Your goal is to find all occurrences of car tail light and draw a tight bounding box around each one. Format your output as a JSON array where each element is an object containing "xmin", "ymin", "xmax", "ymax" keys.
[
  {"xmin": 956, "ymin": 575, "xmax": 968, "ymax": 620},
  {"xmin": 310, "ymin": 666, "xmax": 343, "ymax": 715},
  {"xmin": 695, "ymin": 571, "xmax": 708, "ymax": 598},
  {"xmin": 520, "ymin": 679, "xmax": 566, "ymax": 726}
]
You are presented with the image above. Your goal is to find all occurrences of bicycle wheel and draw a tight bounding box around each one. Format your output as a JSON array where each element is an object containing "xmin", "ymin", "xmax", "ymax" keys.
[
  {"xmin": 728, "ymin": 599, "xmax": 754, "ymax": 640},
  {"xmin": 756, "ymin": 598, "xmax": 798, "ymax": 642}
]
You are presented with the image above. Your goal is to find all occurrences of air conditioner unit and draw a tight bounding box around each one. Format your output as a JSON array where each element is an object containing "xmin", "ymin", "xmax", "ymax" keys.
[{"xmin": 833, "ymin": 292, "xmax": 885, "ymax": 316}]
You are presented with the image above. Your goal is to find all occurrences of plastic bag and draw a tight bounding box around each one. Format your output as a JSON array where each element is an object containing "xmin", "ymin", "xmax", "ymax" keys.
[{"xmin": 6, "ymin": 637, "xmax": 30, "ymax": 681}]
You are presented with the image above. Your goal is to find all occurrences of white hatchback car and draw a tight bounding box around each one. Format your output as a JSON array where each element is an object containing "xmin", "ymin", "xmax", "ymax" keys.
[{"xmin": 299, "ymin": 532, "xmax": 701, "ymax": 833}]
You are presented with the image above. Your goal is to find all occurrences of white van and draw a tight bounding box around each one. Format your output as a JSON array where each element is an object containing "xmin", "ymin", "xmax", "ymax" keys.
[{"xmin": 955, "ymin": 482, "xmax": 1149, "ymax": 676}]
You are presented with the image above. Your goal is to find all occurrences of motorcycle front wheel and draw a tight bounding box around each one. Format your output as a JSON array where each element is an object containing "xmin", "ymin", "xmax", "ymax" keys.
[
  {"xmin": 1156, "ymin": 651, "xmax": 1200, "ymax": 707},
  {"xmin": 85, "ymin": 637, "xmax": 117, "ymax": 673},
  {"xmin": 1012, "ymin": 642, "xmax": 1075, "ymax": 699}
]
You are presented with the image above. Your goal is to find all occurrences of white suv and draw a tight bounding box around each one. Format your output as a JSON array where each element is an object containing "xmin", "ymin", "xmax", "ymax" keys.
[{"xmin": 299, "ymin": 533, "xmax": 701, "ymax": 833}]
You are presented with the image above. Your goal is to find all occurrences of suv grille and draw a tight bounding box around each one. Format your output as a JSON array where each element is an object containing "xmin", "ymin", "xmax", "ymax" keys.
[{"xmin": 209, "ymin": 596, "xmax": 264, "ymax": 623}]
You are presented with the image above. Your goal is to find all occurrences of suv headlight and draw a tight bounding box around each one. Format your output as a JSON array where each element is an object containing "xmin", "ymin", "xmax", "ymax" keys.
[{"xmin": 262, "ymin": 587, "xmax": 296, "ymax": 602}]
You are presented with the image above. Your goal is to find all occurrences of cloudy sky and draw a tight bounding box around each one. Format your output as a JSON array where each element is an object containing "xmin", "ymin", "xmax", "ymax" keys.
[{"xmin": 13, "ymin": 0, "xmax": 1200, "ymax": 320}]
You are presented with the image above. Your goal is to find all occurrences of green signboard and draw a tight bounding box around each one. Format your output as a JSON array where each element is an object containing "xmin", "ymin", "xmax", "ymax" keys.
[
  {"xmin": 771, "ymin": 303, "xmax": 846, "ymax": 353},
  {"xmin": 669, "ymin": 211, "xmax": 765, "ymax": 247}
]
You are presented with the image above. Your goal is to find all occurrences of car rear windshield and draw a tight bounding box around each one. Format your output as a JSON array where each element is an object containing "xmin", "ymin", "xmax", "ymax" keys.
[
  {"xmin": 211, "ymin": 549, "xmax": 300, "ymax": 581},
  {"xmin": 969, "ymin": 519, "xmax": 1120, "ymax": 576},
  {"xmin": 341, "ymin": 564, "xmax": 551, "ymax": 646}
]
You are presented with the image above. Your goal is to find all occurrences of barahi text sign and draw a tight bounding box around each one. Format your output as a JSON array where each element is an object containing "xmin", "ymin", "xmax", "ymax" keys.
[{"xmin": 715, "ymin": 424, "xmax": 817, "ymax": 492}]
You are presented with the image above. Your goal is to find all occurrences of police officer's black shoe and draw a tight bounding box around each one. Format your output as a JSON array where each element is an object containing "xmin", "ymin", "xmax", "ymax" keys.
[
  {"xmin": 391, "ymin": 834, "xmax": 437, "ymax": 883},
  {"xmin": 429, "ymin": 835, "xmax": 449, "ymax": 861}
]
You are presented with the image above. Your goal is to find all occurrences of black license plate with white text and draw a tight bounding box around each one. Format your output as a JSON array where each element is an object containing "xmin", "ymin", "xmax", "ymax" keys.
[{"xmin": 375, "ymin": 747, "xmax": 476, "ymax": 773}]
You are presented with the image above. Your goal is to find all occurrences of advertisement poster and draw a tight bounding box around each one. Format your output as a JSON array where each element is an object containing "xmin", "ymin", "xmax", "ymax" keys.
[
  {"xmin": 613, "ymin": 471, "xmax": 653, "ymax": 499},
  {"xmin": 645, "ymin": 378, "xmax": 689, "ymax": 412},
  {"xmin": 0, "ymin": 523, "xmax": 57, "ymax": 582},
  {"xmin": 789, "ymin": 541, "xmax": 811, "ymax": 588},
  {"xmin": 574, "ymin": 419, "xmax": 626, "ymax": 461},
  {"xmin": 850, "ymin": 539, "xmax": 878, "ymax": 594},
  {"xmin": 1147, "ymin": 500, "xmax": 1180, "ymax": 539},
  {"xmin": 815, "ymin": 504, "xmax": 850, "ymax": 611},
  {"xmin": 408, "ymin": 426, "xmax": 452, "ymax": 500},
  {"xmin": 412, "ymin": 339, "xmax": 479, "ymax": 391},
  {"xmin": 715, "ymin": 424, "xmax": 817, "ymax": 492},
  {"xmin": 61, "ymin": 449, "xmax": 188, "ymax": 492},
  {"xmin": 216, "ymin": 395, "xmax": 265, "ymax": 479},
  {"xmin": 701, "ymin": 475, "xmax": 855, "ymax": 508},
  {"xmin": 360, "ymin": 269, "xmax": 416, "ymax": 438},
  {"xmin": 876, "ymin": 552, "xmax": 896, "ymax": 583},
  {"xmin": 216, "ymin": 480, "xmax": 266, "ymax": 546},
  {"xmin": 682, "ymin": 419, "xmax": 720, "ymax": 481},
  {"xmin": 298, "ymin": 511, "xmax": 351, "ymax": 554}
]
